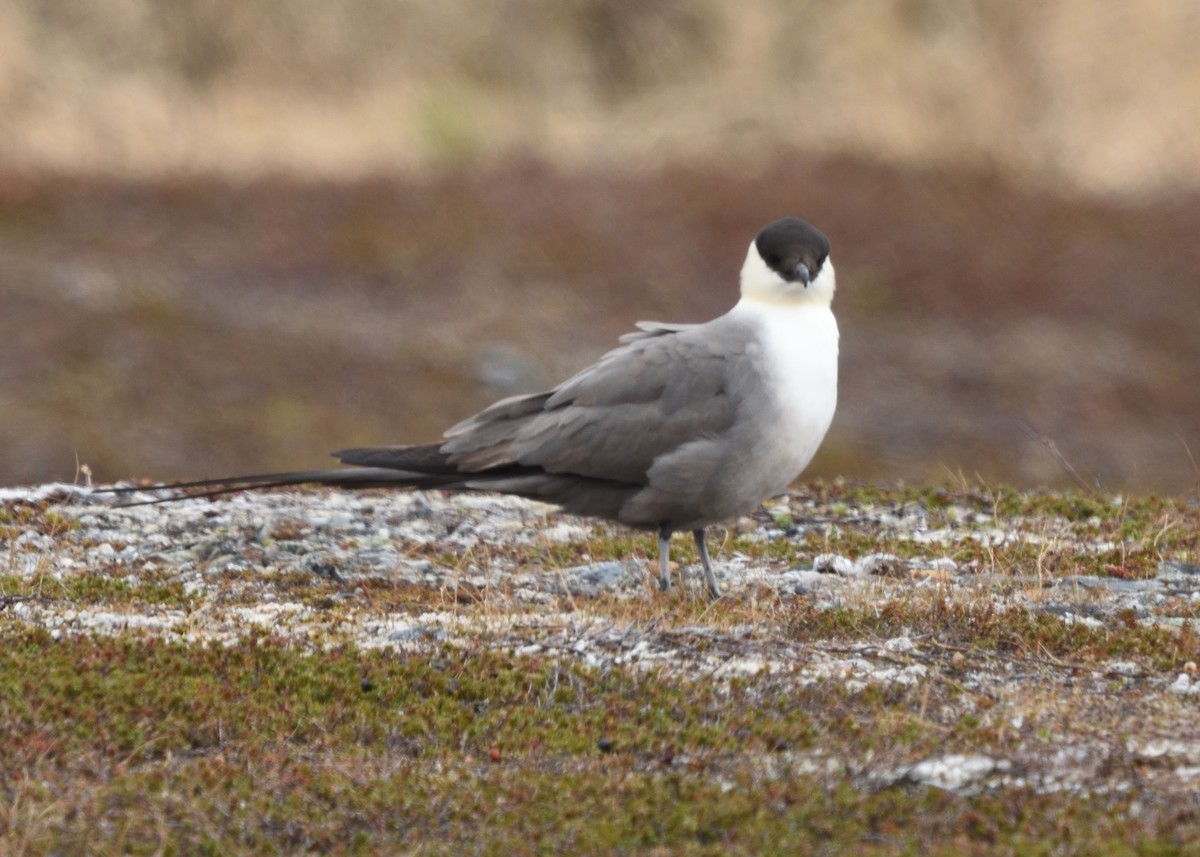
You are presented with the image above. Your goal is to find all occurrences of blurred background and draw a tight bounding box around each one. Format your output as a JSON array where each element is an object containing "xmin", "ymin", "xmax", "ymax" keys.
[{"xmin": 2, "ymin": 0, "xmax": 1199, "ymax": 494}]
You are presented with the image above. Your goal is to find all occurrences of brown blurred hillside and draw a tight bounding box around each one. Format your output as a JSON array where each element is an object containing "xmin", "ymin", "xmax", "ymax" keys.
[
  {"xmin": 1, "ymin": 1, "xmax": 1199, "ymax": 494},
  {"xmin": 5, "ymin": 162, "xmax": 1200, "ymax": 493}
]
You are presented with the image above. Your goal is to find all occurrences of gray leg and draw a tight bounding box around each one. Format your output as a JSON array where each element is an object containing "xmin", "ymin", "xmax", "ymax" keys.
[
  {"xmin": 658, "ymin": 524, "xmax": 672, "ymax": 591},
  {"xmin": 693, "ymin": 528, "xmax": 721, "ymax": 598}
]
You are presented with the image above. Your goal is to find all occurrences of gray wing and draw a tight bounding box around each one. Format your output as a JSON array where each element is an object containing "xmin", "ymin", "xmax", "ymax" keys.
[
  {"xmin": 439, "ymin": 317, "xmax": 751, "ymax": 486},
  {"xmin": 617, "ymin": 320, "xmax": 699, "ymax": 343}
]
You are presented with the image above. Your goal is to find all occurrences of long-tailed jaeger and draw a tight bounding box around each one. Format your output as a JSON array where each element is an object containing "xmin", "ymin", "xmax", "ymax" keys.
[{"xmin": 107, "ymin": 217, "xmax": 839, "ymax": 598}]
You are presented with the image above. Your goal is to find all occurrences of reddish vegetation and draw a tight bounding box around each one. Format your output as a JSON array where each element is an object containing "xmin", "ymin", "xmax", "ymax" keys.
[{"xmin": 2, "ymin": 156, "xmax": 1198, "ymax": 492}]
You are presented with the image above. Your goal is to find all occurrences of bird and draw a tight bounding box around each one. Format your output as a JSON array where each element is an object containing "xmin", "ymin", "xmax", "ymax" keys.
[{"xmin": 106, "ymin": 217, "xmax": 839, "ymax": 598}]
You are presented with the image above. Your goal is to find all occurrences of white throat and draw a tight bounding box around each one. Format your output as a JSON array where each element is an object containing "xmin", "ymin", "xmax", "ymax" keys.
[{"xmin": 737, "ymin": 240, "xmax": 836, "ymax": 309}]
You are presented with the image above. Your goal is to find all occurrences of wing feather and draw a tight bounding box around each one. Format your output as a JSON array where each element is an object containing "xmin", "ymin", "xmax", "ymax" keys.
[{"xmin": 439, "ymin": 316, "xmax": 752, "ymax": 484}]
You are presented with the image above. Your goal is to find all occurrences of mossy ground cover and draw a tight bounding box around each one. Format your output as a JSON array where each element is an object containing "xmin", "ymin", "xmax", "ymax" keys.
[
  {"xmin": 2, "ymin": 481, "xmax": 1199, "ymax": 854},
  {"xmin": 4, "ymin": 631, "xmax": 1198, "ymax": 856}
]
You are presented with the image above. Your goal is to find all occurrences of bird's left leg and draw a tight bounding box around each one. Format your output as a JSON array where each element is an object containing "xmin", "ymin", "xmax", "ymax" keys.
[{"xmin": 693, "ymin": 528, "xmax": 721, "ymax": 599}]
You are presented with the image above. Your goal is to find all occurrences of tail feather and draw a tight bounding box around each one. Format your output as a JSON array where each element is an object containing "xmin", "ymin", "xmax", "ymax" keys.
[
  {"xmin": 96, "ymin": 442, "xmax": 643, "ymax": 520},
  {"xmin": 333, "ymin": 443, "xmax": 459, "ymax": 474},
  {"xmin": 96, "ymin": 466, "xmax": 445, "ymax": 506}
]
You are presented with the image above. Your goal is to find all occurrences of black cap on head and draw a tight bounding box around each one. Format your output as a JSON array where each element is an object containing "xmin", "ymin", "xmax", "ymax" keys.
[{"xmin": 754, "ymin": 217, "xmax": 830, "ymax": 286}]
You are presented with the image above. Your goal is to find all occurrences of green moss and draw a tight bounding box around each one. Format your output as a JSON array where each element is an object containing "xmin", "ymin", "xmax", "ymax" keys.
[
  {"xmin": 0, "ymin": 570, "xmax": 190, "ymax": 607},
  {"xmin": 3, "ymin": 612, "xmax": 1197, "ymax": 853}
]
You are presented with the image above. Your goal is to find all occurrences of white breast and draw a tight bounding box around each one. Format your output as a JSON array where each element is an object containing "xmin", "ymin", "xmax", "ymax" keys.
[{"xmin": 736, "ymin": 299, "xmax": 840, "ymax": 474}]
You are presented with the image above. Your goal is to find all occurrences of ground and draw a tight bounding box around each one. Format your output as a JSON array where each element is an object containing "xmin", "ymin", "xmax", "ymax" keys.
[{"xmin": 2, "ymin": 480, "xmax": 1199, "ymax": 854}]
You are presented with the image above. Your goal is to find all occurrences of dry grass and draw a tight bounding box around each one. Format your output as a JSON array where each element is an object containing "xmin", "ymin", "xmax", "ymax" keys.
[{"xmin": 3, "ymin": 1, "xmax": 1199, "ymax": 195}]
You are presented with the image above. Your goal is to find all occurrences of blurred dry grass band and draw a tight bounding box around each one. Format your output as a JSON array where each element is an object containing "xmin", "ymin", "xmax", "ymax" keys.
[{"xmin": 2, "ymin": 1, "xmax": 1199, "ymax": 193}]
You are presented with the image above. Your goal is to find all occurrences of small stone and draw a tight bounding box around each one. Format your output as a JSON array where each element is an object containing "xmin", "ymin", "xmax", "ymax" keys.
[
  {"xmin": 1158, "ymin": 560, "xmax": 1200, "ymax": 578},
  {"xmin": 883, "ymin": 636, "xmax": 916, "ymax": 654},
  {"xmin": 905, "ymin": 754, "xmax": 1004, "ymax": 793},
  {"xmin": 812, "ymin": 553, "xmax": 857, "ymax": 576},
  {"xmin": 561, "ymin": 560, "xmax": 637, "ymax": 597},
  {"xmin": 860, "ymin": 553, "xmax": 906, "ymax": 577},
  {"xmin": 1171, "ymin": 674, "xmax": 1192, "ymax": 694}
]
